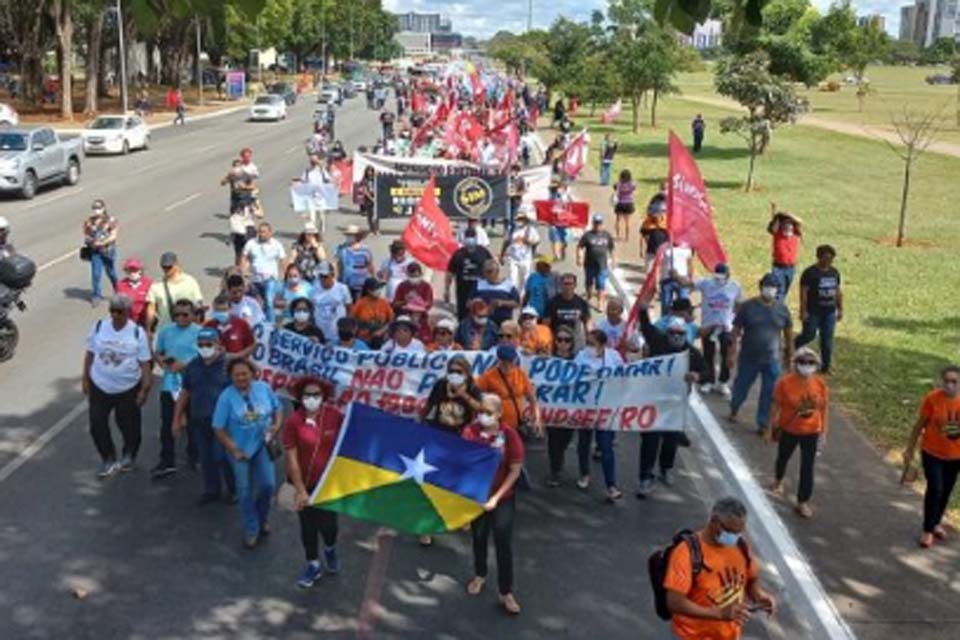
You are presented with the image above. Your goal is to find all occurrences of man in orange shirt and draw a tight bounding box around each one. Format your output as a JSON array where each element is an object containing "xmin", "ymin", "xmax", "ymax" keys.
[
  {"xmin": 477, "ymin": 345, "xmax": 543, "ymax": 437},
  {"xmin": 665, "ymin": 498, "xmax": 776, "ymax": 640}
]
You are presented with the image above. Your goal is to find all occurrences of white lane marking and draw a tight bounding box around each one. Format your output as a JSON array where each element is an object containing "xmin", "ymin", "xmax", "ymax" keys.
[
  {"xmin": 37, "ymin": 249, "xmax": 79, "ymax": 272},
  {"xmin": 284, "ymin": 144, "xmax": 301, "ymax": 155},
  {"xmin": 163, "ymin": 192, "xmax": 203, "ymax": 212},
  {"xmin": 0, "ymin": 401, "xmax": 87, "ymax": 484},
  {"xmin": 22, "ymin": 188, "xmax": 85, "ymax": 211},
  {"xmin": 129, "ymin": 161, "xmax": 168, "ymax": 176}
]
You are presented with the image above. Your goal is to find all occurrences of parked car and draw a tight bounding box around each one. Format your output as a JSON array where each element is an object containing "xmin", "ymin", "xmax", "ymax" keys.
[
  {"xmin": 249, "ymin": 94, "xmax": 287, "ymax": 121},
  {"xmin": 351, "ymin": 79, "xmax": 367, "ymax": 92},
  {"xmin": 0, "ymin": 103, "xmax": 18, "ymax": 127},
  {"xmin": 269, "ymin": 82, "xmax": 297, "ymax": 105},
  {"xmin": 925, "ymin": 73, "xmax": 957, "ymax": 85},
  {"xmin": 318, "ymin": 84, "xmax": 342, "ymax": 106},
  {"xmin": 81, "ymin": 115, "xmax": 150, "ymax": 155},
  {"xmin": 0, "ymin": 127, "xmax": 83, "ymax": 199}
]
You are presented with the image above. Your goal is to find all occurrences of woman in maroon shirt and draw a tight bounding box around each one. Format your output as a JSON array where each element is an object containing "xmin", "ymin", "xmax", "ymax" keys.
[
  {"xmin": 283, "ymin": 376, "xmax": 343, "ymax": 589},
  {"xmin": 462, "ymin": 393, "xmax": 525, "ymax": 614}
]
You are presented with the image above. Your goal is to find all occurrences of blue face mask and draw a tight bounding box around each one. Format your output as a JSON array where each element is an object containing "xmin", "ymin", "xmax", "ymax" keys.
[
  {"xmin": 212, "ymin": 311, "xmax": 229, "ymax": 324},
  {"xmin": 717, "ymin": 529, "xmax": 740, "ymax": 547}
]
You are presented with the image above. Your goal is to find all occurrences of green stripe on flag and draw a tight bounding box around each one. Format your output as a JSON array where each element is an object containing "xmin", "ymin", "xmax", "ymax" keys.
[{"xmin": 318, "ymin": 479, "xmax": 449, "ymax": 534}]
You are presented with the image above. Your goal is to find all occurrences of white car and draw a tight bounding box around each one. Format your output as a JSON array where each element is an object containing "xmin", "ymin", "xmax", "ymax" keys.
[
  {"xmin": 249, "ymin": 94, "xmax": 287, "ymax": 121},
  {"xmin": 0, "ymin": 103, "xmax": 18, "ymax": 126},
  {"xmin": 351, "ymin": 79, "xmax": 367, "ymax": 92},
  {"xmin": 81, "ymin": 115, "xmax": 150, "ymax": 154}
]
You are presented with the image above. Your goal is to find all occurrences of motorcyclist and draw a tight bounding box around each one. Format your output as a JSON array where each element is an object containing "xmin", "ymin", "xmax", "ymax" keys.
[{"xmin": 0, "ymin": 217, "xmax": 14, "ymax": 259}]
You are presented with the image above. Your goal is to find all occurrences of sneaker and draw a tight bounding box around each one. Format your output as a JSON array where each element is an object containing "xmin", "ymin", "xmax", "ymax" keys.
[
  {"xmin": 150, "ymin": 462, "xmax": 177, "ymax": 480},
  {"xmin": 717, "ymin": 383, "xmax": 731, "ymax": 399},
  {"xmin": 97, "ymin": 460, "xmax": 119, "ymax": 479},
  {"xmin": 606, "ymin": 486, "xmax": 623, "ymax": 502},
  {"xmin": 699, "ymin": 383, "xmax": 713, "ymax": 394},
  {"xmin": 660, "ymin": 469, "xmax": 676, "ymax": 487},
  {"xmin": 323, "ymin": 546, "xmax": 340, "ymax": 574},
  {"xmin": 243, "ymin": 534, "xmax": 259, "ymax": 549},
  {"xmin": 297, "ymin": 562, "xmax": 324, "ymax": 588},
  {"xmin": 546, "ymin": 475, "xmax": 561, "ymax": 488},
  {"xmin": 260, "ymin": 521, "xmax": 271, "ymax": 536},
  {"xmin": 636, "ymin": 478, "xmax": 656, "ymax": 498},
  {"xmin": 91, "ymin": 296, "xmax": 102, "ymax": 308},
  {"xmin": 576, "ymin": 476, "xmax": 590, "ymax": 490},
  {"xmin": 117, "ymin": 454, "xmax": 134, "ymax": 472}
]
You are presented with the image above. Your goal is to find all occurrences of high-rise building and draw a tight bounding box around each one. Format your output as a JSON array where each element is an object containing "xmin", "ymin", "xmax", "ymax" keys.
[
  {"xmin": 395, "ymin": 12, "xmax": 452, "ymax": 34},
  {"xmin": 900, "ymin": 0, "xmax": 959, "ymax": 46},
  {"xmin": 900, "ymin": 5, "xmax": 918, "ymax": 41},
  {"xmin": 857, "ymin": 14, "xmax": 886, "ymax": 30}
]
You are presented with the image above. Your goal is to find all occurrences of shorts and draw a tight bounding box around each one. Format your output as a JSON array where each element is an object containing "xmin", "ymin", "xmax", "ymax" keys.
[
  {"xmin": 585, "ymin": 264, "xmax": 608, "ymax": 291},
  {"xmin": 614, "ymin": 202, "xmax": 635, "ymax": 215},
  {"xmin": 549, "ymin": 226, "xmax": 568, "ymax": 243}
]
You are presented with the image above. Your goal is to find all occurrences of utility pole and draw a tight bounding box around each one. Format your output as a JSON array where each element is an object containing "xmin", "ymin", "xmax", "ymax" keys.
[
  {"xmin": 195, "ymin": 16, "xmax": 203, "ymax": 105},
  {"xmin": 116, "ymin": 0, "xmax": 128, "ymax": 113}
]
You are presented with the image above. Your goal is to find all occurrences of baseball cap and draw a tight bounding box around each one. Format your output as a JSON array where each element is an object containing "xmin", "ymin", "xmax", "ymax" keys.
[
  {"xmin": 303, "ymin": 222, "xmax": 319, "ymax": 235},
  {"xmin": 316, "ymin": 261, "xmax": 333, "ymax": 277},
  {"xmin": 713, "ymin": 263, "xmax": 730, "ymax": 275},
  {"xmin": 159, "ymin": 252, "xmax": 178, "ymax": 268},
  {"xmin": 197, "ymin": 328, "xmax": 219, "ymax": 343},
  {"xmin": 520, "ymin": 306, "xmax": 539, "ymax": 318},
  {"xmin": 534, "ymin": 254, "xmax": 553, "ymax": 265},
  {"xmin": 592, "ymin": 213, "xmax": 604, "ymax": 224},
  {"xmin": 345, "ymin": 224, "xmax": 362, "ymax": 235},
  {"xmin": 760, "ymin": 273, "xmax": 779, "ymax": 287},
  {"xmin": 0, "ymin": 216, "xmax": 8, "ymax": 229},
  {"xmin": 435, "ymin": 317, "xmax": 456, "ymax": 332},
  {"xmin": 665, "ymin": 316, "xmax": 687, "ymax": 333},
  {"xmin": 123, "ymin": 257, "xmax": 143, "ymax": 271}
]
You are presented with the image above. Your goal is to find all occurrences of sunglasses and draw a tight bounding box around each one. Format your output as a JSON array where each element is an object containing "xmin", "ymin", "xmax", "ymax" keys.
[
  {"xmin": 435, "ymin": 328, "xmax": 452, "ymax": 335},
  {"xmin": 498, "ymin": 333, "xmax": 516, "ymax": 339},
  {"xmin": 302, "ymin": 392, "xmax": 323, "ymax": 399},
  {"xmin": 556, "ymin": 337, "xmax": 572, "ymax": 343},
  {"xmin": 109, "ymin": 308, "xmax": 126, "ymax": 315},
  {"xmin": 198, "ymin": 343, "xmax": 216, "ymax": 349},
  {"xmin": 161, "ymin": 264, "xmax": 175, "ymax": 271},
  {"xmin": 796, "ymin": 360, "xmax": 818, "ymax": 366},
  {"xmin": 174, "ymin": 312, "xmax": 191, "ymax": 318}
]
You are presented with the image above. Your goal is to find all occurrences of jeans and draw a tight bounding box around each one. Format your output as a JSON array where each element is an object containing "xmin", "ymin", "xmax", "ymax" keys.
[
  {"xmin": 298, "ymin": 507, "xmax": 339, "ymax": 561},
  {"xmin": 90, "ymin": 248, "xmax": 118, "ymax": 300},
  {"xmin": 659, "ymin": 279, "xmax": 689, "ymax": 317},
  {"xmin": 160, "ymin": 391, "xmax": 197, "ymax": 467},
  {"xmin": 577, "ymin": 429, "xmax": 616, "ymax": 488},
  {"xmin": 775, "ymin": 432, "xmax": 818, "ymax": 503},
  {"xmin": 191, "ymin": 418, "xmax": 235, "ymax": 498},
  {"xmin": 795, "ymin": 310, "xmax": 837, "ymax": 372},
  {"xmin": 88, "ymin": 381, "xmax": 142, "ymax": 462},
  {"xmin": 471, "ymin": 495, "xmax": 516, "ymax": 595},
  {"xmin": 599, "ymin": 161, "xmax": 612, "ymax": 186},
  {"xmin": 771, "ymin": 265, "xmax": 795, "ymax": 302},
  {"xmin": 228, "ymin": 446, "xmax": 276, "ymax": 538},
  {"xmin": 730, "ymin": 358, "xmax": 781, "ymax": 429},
  {"xmin": 547, "ymin": 427, "xmax": 591, "ymax": 477},
  {"xmin": 639, "ymin": 433, "xmax": 680, "ymax": 481},
  {"xmin": 693, "ymin": 132, "xmax": 704, "ymax": 152},
  {"xmin": 254, "ymin": 278, "xmax": 279, "ymax": 322},
  {"xmin": 363, "ymin": 203, "xmax": 378, "ymax": 234},
  {"xmin": 921, "ymin": 452, "xmax": 960, "ymax": 533},
  {"xmin": 701, "ymin": 330, "xmax": 732, "ymax": 384}
]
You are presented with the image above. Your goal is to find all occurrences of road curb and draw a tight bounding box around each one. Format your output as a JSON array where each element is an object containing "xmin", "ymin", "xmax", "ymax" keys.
[{"xmin": 51, "ymin": 103, "xmax": 251, "ymax": 135}]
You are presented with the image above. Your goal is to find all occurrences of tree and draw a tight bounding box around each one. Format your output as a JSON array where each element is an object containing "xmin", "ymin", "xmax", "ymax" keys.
[
  {"xmin": 922, "ymin": 37, "xmax": 957, "ymax": 65},
  {"xmin": 884, "ymin": 107, "xmax": 942, "ymax": 247},
  {"xmin": 535, "ymin": 18, "xmax": 592, "ymax": 99},
  {"xmin": 655, "ymin": 0, "xmax": 769, "ymax": 35},
  {"xmin": 951, "ymin": 54, "xmax": 960, "ymax": 127},
  {"xmin": 50, "ymin": 0, "xmax": 76, "ymax": 119},
  {"xmin": 715, "ymin": 51, "xmax": 808, "ymax": 190},
  {"xmin": 886, "ymin": 39, "xmax": 921, "ymax": 66}
]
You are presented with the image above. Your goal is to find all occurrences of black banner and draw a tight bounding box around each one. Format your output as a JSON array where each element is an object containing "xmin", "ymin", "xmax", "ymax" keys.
[{"xmin": 375, "ymin": 174, "xmax": 508, "ymax": 220}]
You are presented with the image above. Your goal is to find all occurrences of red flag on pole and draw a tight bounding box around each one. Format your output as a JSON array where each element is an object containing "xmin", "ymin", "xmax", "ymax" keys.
[
  {"xmin": 333, "ymin": 160, "xmax": 353, "ymax": 195},
  {"xmin": 600, "ymin": 99, "xmax": 622, "ymax": 124},
  {"xmin": 666, "ymin": 130, "xmax": 727, "ymax": 270},
  {"xmin": 620, "ymin": 243, "xmax": 669, "ymax": 351},
  {"xmin": 562, "ymin": 130, "xmax": 589, "ymax": 180},
  {"xmin": 401, "ymin": 176, "xmax": 461, "ymax": 272}
]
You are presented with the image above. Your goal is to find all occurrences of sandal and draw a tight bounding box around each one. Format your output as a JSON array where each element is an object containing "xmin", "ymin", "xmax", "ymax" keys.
[
  {"xmin": 466, "ymin": 576, "xmax": 485, "ymax": 595},
  {"xmin": 933, "ymin": 525, "xmax": 948, "ymax": 541},
  {"xmin": 795, "ymin": 503, "xmax": 813, "ymax": 519},
  {"xmin": 499, "ymin": 592, "xmax": 521, "ymax": 615},
  {"xmin": 919, "ymin": 533, "xmax": 934, "ymax": 549}
]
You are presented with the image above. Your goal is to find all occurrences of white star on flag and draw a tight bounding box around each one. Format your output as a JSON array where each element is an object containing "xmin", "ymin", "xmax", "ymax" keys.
[{"xmin": 398, "ymin": 448, "xmax": 438, "ymax": 485}]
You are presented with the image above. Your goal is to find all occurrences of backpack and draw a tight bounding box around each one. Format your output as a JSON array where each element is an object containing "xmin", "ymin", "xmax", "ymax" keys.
[{"xmin": 648, "ymin": 530, "xmax": 751, "ymax": 621}]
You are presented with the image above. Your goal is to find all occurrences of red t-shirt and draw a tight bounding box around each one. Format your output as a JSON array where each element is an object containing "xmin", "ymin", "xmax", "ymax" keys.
[
  {"xmin": 771, "ymin": 231, "xmax": 800, "ymax": 266},
  {"xmin": 461, "ymin": 423, "xmax": 525, "ymax": 500},
  {"xmin": 204, "ymin": 318, "xmax": 254, "ymax": 354},
  {"xmin": 282, "ymin": 405, "xmax": 344, "ymax": 491},
  {"xmin": 116, "ymin": 276, "xmax": 153, "ymax": 325}
]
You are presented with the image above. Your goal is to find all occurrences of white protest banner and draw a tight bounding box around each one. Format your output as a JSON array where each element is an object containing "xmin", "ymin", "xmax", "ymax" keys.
[
  {"xmin": 290, "ymin": 182, "xmax": 316, "ymax": 213},
  {"xmin": 251, "ymin": 325, "xmax": 690, "ymax": 432},
  {"xmin": 290, "ymin": 182, "xmax": 339, "ymax": 213}
]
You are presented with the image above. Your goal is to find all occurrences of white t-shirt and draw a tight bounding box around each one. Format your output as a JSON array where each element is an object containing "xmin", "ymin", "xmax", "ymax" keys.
[
  {"xmin": 379, "ymin": 256, "xmax": 415, "ymax": 299},
  {"xmin": 596, "ymin": 317, "xmax": 626, "ymax": 347},
  {"xmin": 504, "ymin": 225, "xmax": 540, "ymax": 264},
  {"xmin": 240, "ymin": 161, "xmax": 259, "ymax": 180},
  {"xmin": 455, "ymin": 224, "xmax": 490, "ymax": 248},
  {"xmin": 575, "ymin": 347, "xmax": 624, "ymax": 370},
  {"xmin": 311, "ymin": 281, "xmax": 353, "ymax": 342},
  {"xmin": 695, "ymin": 277, "xmax": 742, "ymax": 330},
  {"xmin": 381, "ymin": 338, "xmax": 426, "ymax": 353},
  {"xmin": 230, "ymin": 296, "xmax": 265, "ymax": 326},
  {"xmin": 664, "ymin": 246, "xmax": 693, "ymax": 278},
  {"xmin": 244, "ymin": 238, "xmax": 286, "ymax": 281},
  {"xmin": 86, "ymin": 320, "xmax": 151, "ymax": 394}
]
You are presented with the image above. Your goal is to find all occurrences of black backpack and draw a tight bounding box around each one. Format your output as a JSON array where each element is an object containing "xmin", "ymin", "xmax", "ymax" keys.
[{"xmin": 648, "ymin": 530, "xmax": 751, "ymax": 621}]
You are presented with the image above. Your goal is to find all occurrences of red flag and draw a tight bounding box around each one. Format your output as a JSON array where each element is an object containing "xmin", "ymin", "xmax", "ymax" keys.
[
  {"xmin": 534, "ymin": 199, "xmax": 589, "ymax": 228},
  {"xmin": 333, "ymin": 160, "xmax": 353, "ymax": 195},
  {"xmin": 600, "ymin": 99, "xmax": 622, "ymax": 124},
  {"xmin": 401, "ymin": 176, "xmax": 460, "ymax": 272},
  {"xmin": 562, "ymin": 130, "xmax": 589, "ymax": 180},
  {"xmin": 666, "ymin": 130, "xmax": 727, "ymax": 270},
  {"xmin": 620, "ymin": 243, "xmax": 669, "ymax": 350}
]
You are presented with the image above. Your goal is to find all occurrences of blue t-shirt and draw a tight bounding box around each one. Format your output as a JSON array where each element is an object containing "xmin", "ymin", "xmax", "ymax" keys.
[
  {"xmin": 181, "ymin": 354, "xmax": 228, "ymax": 421},
  {"xmin": 280, "ymin": 282, "xmax": 313, "ymax": 319},
  {"xmin": 337, "ymin": 338, "xmax": 370, "ymax": 350},
  {"xmin": 653, "ymin": 316, "xmax": 699, "ymax": 346},
  {"xmin": 524, "ymin": 272, "xmax": 552, "ymax": 317},
  {"xmin": 155, "ymin": 323, "xmax": 201, "ymax": 393},
  {"xmin": 339, "ymin": 245, "xmax": 374, "ymax": 290},
  {"xmin": 211, "ymin": 381, "xmax": 280, "ymax": 458}
]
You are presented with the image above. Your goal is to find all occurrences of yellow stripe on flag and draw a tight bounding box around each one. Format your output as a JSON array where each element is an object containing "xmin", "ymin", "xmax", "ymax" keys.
[
  {"xmin": 312, "ymin": 457, "xmax": 401, "ymax": 505},
  {"xmin": 421, "ymin": 483, "xmax": 484, "ymax": 530}
]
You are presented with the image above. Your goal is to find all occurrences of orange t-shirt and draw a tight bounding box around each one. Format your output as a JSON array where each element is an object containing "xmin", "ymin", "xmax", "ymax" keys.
[
  {"xmin": 920, "ymin": 389, "xmax": 960, "ymax": 460},
  {"xmin": 477, "ymin": 365, "xmax": 534, "ymax": 429},
  {"xmin": 520, "ymin": 324, "xmax": 553, "ymax": 355},
  {"xmin": 664, "ymin": 533, "xmax": 759, "ymax": 640},
  {"xmin": 772, "ymin": 373, "xmax": 828, "ymax": 436},
  {"xmin": 350, "ymin": 297, "xmax": 394, "ymax": 342}
]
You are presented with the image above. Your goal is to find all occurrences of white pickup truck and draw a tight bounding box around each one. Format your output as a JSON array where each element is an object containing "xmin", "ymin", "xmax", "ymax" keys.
[{"xmin": 0, "ymin": 127, "xmax": 84, "ymax": 199}]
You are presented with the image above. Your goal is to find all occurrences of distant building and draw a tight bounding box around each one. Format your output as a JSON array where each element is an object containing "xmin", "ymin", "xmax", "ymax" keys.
[
  {"xmin": 899, "ymin": 0, "xmax": 959, "ymax": 46},
  {"xmin": 900, "ymin": 5, "xmax": 918, "ymax": 41},
  {"xmin": 676, "ymin": 19, "xmax": 723, "ymax": 50},
  {"xmin": 431, "ymin": 32, "xmax": 463, "ymax": 53},
  {"xmin": 857, "ymin": 14, "xmax": 886, "ymax": 31},
  {"xmin": 395, "ymin": 31, "xmax": 432, "ymax": 57},
  {"xmin": 395, "ymin": 12, "xmax": 451, "ymax": 34}
]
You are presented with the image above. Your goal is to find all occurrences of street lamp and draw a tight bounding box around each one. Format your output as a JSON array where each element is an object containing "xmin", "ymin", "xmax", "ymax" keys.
[
  {"xmin": 195, "ymin": 15, "xmax": 203, "ymax": 105},
  {"xmin": 116, "ymin": 0, "xmax": 128, "ymax": 113}
]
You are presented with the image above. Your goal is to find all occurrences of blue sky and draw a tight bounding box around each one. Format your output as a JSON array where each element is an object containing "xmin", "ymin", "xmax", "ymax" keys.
[{"xmin": 384, "ymin": 0, "xmax": 902, "ymax": 39}]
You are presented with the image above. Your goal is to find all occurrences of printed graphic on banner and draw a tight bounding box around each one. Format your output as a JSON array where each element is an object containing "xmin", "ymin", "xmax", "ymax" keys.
[
  {"xmin": 534, "ymin": 199, "xmax": 590, "ymax": 228},
  {"xmin": 251, "ymin": 324, "xmax": 690, "ymax": 432},
  {"xmin": 376, "ymin": 174, "xmax": 508, "ymax": 220}
]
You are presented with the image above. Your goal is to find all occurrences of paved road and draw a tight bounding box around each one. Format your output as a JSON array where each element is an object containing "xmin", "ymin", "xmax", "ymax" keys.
[{"xmin": 0, "ymin": 97, "xmax": 799, "ymax": 639}]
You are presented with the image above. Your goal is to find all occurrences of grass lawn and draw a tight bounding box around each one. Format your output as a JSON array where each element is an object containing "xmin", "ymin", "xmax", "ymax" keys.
[
  {"xmin": 579, "ymin": 93, "xmax": 960, "ymax": 466},
  {"xmin": 679, "ymin": 64, "xmax": 960, "ymax": 145}
]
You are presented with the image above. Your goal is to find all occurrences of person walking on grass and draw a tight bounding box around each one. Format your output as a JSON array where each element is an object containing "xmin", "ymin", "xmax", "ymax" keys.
[
  {"xmin": 902, "ymin": 365, "xmax": 960, "ymax": 549},
  {"xmin": 766, "ymin": 205, "xmax": 802, "ymax": 301},
  {"xmin": 795, "ymin": 245, "xmax": 843, "ymax": 375},
  {"xmin": 691, "ymin": 114, "xmax": 705, "ymax": 152},
  {"xmin": 768, "ymin": 348, "xmax": 829, "ymax": 519}
]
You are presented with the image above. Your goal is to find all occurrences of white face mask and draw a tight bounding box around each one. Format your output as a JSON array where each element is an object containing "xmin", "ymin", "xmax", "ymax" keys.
[
  {"xmin": 714, "ymin": 275, "xmax": 728, "ymax": 285},
  {"xmin": 409, "ymin": 277, "xmax": 423, "ymax": 285},
  {"xmin": 761, "ymin": 287, "xmax": 778, "ymax": 301},
  {"xmin": 293, "ymin": 310, "xmax": 311, "ymax": 323},
  {"xmin": 475, "ymin": 316, "xmax": 489, "ymax": 325},
  {"xmin": 127, "ymin": 272, "xmax": 142, "ymax": 283},
  {"xmin": 478, "ymin": 413, "xmax": 496, "ymax": 427},
  {"xmin": 302, "ymin": 396, "xmax": 323, "ymax": 412},
  {"xmin": 447, "ymin": 373, "xmax": 466, "ymax": 387},
  {"xmin": 197, "ymin": 346, "xmax": 217, "ymax": 360},
  {"xmin": 796, "ymin": 364, "xmax": 817, "ymax": 377}
]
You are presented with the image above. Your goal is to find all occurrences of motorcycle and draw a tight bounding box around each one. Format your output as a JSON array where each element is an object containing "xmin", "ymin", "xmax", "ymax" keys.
[{"xmin": 0, "ymin": 254, "xmax": 36, "ymax": 362}]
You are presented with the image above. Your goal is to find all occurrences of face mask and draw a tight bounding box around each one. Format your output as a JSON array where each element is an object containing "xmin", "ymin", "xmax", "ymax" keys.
[
  {"xmin": 522, "ymin": 319, "xmax": 536, "ymax": 329},
  {"xmin": 128, "ymin": 272, "xmax": 142, "ymax": 283},
  {"xmin": 302, "ymin": 396, "xmax": 323, "ymax": 412},
  {"xmin": 409, "ymin": 277, "xmax": 423, "ymax": 285},
  {"xmin": 943, "ymin": 381, "xmax": 958, "ymax": 397},
  {"xmin": 373, "ymin": 289, "xmax": 385, "ymax": 299},
  {"xmin": 465, "ymin": 237, "xmax": 478, "ymax": 248},
  {"xmin": 667, "ymin": 333, "xmax": 687, "ymax": 349},
  {"xmin": 212, "ymin": 311, "xmax": 229, "ymax": 324},
  {"xmin": 796, "ymin": 364, "xmax": 817, "ymax": 377},
  {"xmin": 288, "ymin": 276, "xmax": 300, "ymax": 286},
  {"xmin": 447, "ymin": 373, "xmax": 465, "ymax": 387},
  {"xmin": 761, "ymin": 287, "xmax": 778, "ymax": 301},
  {"xmin": 293, "ymin": 310, "xmax": 311, "ymax": 323},
  {"xmin": 197, "ymin": 346, "xmax": 217, "ymax": 359},
  {"xmin": 714, "ymin": 275, "xmax": 728, "ymax": 285},
  {"xmin": 475, "ymin": 316, "xmax": 489, "ymax": 325},
  {"xmin": 478, "ymin": 413, "xmax": 496, "ymax": 427},
  {"xmin": 717, "ymin": 529, "xmax": 740, "ymax": 547},
  {"xmin": 339, "ymin": 331, "xmax": 354, "ymax": 342}
]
